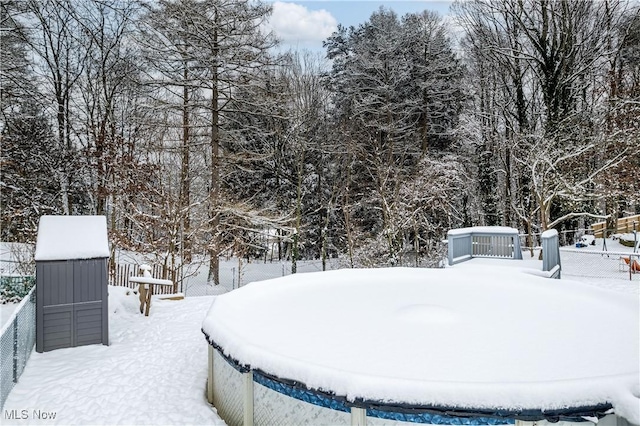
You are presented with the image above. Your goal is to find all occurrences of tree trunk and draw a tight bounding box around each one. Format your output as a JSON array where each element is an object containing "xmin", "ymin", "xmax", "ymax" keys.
[
  {"xmin": 292, "ymin": 149, "xmax": 304, "ymax": 274},
  {"xmin": 181, "ymin": 64, "xmax": 191, "ymax": 262},
  {"xmin": 208, "ymin": 18, "xmax": 220, "ymax": 285}
]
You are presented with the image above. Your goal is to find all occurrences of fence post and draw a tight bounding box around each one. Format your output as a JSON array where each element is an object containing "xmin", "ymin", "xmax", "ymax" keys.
[
  {"xmin": 12, "ymin": 316, "xmax": 18, "ymax": 382},
  {"xmin": 232, "ymin": 268, "xmax": 236, "ymax": 289}
]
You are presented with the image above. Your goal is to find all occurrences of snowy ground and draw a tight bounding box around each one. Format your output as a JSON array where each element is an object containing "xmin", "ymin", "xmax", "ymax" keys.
[
  {"xmin": 2, "ymin": 241, "xmax": 639, "ymax": 425},
  {"xmin": 3, "ymin": 287, "xmax": 224, "ymax": 425},
  {"xmin": 455, "ymin": 238, "xmax": 639, "ymax": 295},
  {"xmin": 559, "ymin": 237, "xmax": 639, "ymax": 295}
]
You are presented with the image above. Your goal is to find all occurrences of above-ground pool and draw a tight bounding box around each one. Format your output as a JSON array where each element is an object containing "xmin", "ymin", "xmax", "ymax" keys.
[{"xmin": 202, "ymin": 266, "xmax": 639, "ymax": 426}]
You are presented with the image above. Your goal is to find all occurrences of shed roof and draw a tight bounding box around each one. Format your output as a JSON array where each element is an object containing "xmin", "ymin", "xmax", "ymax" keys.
[{"xmin": 35, "ymin": 215, "xmax": 109, "ymax": 261}]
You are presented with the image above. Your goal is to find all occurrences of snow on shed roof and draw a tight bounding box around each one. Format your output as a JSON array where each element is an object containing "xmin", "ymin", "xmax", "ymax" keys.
[{"xmin": 35, "ymin": 215, "xmax": 109, "ymax": 261}]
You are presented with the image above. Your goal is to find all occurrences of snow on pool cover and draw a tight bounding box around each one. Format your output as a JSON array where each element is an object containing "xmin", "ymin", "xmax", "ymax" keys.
[{"xmin": 202, "ymin": 267, "xmax": 640, "ymax": 424}]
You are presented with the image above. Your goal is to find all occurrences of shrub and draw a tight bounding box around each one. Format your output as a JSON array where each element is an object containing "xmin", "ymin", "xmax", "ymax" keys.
[{"xmin": 0, "ymin": 276, "xmax": 35, "ymax": 304}]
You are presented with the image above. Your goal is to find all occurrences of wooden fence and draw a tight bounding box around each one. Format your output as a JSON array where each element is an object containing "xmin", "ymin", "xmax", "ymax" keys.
[
  {"xmin": 109, "ymin": 263, "xmax": 181, "ymax": 294},
  {"xmin": 591, "ymin": 214, "xmax": 640, "ymax": 238},
  {"xmin": 616, "ymin": 214, "xmax": 640, "ymax": 233},
  {"xmin": 591, "ymin": 221, "xmax": 607, "ymax": 238}
]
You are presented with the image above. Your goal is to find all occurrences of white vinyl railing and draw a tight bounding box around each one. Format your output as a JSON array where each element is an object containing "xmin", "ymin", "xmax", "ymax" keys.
[
  {"xmin": 447, "ymin": 227, "xmax": 523, "ymax": 265},
  {"xmin": 447, "ymin": 227, "xmax": 561, "ymax": 279},
  {"xmin": 541, "ymin": 229, "xmax": 561, "ymax": 278}
]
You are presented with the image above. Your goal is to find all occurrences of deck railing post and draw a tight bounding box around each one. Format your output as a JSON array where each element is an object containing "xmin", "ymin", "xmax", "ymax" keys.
[
  {"xmin": 542, "ymin": 229, "xmax": 561, "ymax": 278},
  {"xmin": 513, "ymin": 234, "xmax": 523, "ymax": 259}
]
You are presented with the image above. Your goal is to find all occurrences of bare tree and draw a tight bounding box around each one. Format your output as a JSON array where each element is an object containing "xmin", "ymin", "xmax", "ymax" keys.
[
  {"xmin": 23, "ymin": 0, "xmax": 91, "ymax": 214},
  {"xmin": 75, "ymin": 0, "xmax": 140, "ymax": 217},
  {"xmin": 140, "ymin": 0, "xmax": 278, "ymax": 283},
  {"xmin": 455, "ymin": 0, "xmax": 639, "ymax": 231}
]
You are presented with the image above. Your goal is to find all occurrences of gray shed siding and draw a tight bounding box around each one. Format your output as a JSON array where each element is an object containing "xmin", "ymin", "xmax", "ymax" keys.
[{"xmin": 36, "ymin": 258, "xmax": 108, "ymax": 352}]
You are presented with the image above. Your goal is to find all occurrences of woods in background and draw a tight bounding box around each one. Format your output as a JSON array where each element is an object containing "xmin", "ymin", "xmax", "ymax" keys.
[{"xmin": 2, "ymin": 0, "xmax": 639, "ymax": 275}]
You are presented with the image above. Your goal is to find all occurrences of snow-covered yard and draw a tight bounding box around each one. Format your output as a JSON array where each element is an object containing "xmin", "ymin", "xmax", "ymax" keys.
[
  {"xmin": 2, "ymin": 244, "xmax": 639, "ymax": 425},
  {"xmin": 3, "ymin": 287, "xmax": 224, "ymax": 425}
]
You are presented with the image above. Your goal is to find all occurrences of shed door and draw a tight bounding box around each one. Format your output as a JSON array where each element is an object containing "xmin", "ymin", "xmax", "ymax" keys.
[
  {"xmin": 37, "ymin": 259, "xmax": 107, "ymax": 352},
  {"xmin": 73, "ymin": 259, "xmax": 106, "ymax": 346},
  {"xmin": 39, "ymin": 261, "xmax": 74, "ymax": 352}
]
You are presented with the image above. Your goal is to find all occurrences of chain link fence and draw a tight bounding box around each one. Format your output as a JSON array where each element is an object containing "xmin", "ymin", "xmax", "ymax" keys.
[
  {"xmin": 519, "ymin": 229, "xmax": 592, "ymax": 253},
  {"xmin": 556, "ymin": 229, "xmax": 639, "ymax": 290},
  {"xmin": 517, "ymin": 228, "xmax": 639, "ymax": 292},
  {"xmin": 217, "ymin": 258, "xmax": 342, "ymax": 291},
  {"xmin": 560, "ymin": 249, "xmax": 639, "ymax": 290},
  {"xmin": 110, "ymin": 258, "xmax": 344, "ymax": 297},
  {"xmin": 1, "ymin": 284, "xmax": 36, "ymax": 409},
  {"xmin": 180, "ymin": 258, "xmax": 342, "ymax": 296}
]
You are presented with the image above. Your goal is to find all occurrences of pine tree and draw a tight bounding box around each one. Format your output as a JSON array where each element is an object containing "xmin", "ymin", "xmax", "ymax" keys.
[
  {"xmin": 141, "ymin": 0, "xmax": 278, "ymax": 283},
  {"xmin": 326, "ymin": 7, "xmax": 464, "ymax": 265}
]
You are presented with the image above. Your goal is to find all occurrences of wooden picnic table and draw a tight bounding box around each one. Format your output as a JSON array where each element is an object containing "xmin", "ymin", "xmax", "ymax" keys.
[{"xmin": 128, "ymin": 276, "xmax": 173, "ymax": 316}]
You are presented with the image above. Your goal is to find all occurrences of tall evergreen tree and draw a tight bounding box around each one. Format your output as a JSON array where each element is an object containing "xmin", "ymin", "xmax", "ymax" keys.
[
  {"xmin": 141, "ymin": 0, "xmax": 278, "ymax": 283},
  {"xmin": 326, "ymin": 7, "xmax": 464, "ymax": 265}
]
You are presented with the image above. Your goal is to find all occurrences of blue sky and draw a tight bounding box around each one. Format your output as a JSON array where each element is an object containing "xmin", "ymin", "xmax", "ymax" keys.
[{"xmin": 265, "ymin": 1, "xmax": 454, "ymax": 53}]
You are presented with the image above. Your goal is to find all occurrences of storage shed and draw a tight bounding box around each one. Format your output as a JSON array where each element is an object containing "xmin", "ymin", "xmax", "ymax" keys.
[{"xmin": 35, "ymin": 215, "xmax": 109, "ymax": 352}]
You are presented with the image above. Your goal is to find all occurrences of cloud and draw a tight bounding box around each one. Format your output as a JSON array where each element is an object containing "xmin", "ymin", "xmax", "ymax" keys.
[{"xmin": 268, "ymin": 2, "xmax": 338, "ymax": 44}]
